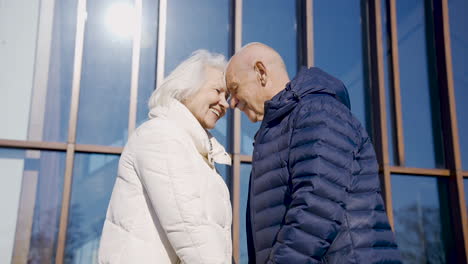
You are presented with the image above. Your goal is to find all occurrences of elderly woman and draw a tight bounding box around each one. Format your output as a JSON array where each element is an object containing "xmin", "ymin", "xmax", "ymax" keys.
[{"xmin": 99, "ymin": 50, "xmax": 232, "ymax": 264}]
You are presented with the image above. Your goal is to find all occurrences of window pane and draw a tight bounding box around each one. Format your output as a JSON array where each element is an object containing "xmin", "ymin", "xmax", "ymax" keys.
[
  {"xmin": 215, "ymin": 163, "xmax": 230, "ymax": 185},
  {"xmin": 136, "ymin": 0, "xmax": 159, "ymax": 126},
  {"xmin": 0, "ymin": 148, "xmax": 65, "ymax": 263},
  {"xmin": 0, "ymin": 0, "xmax": 75, "ymax": 142},
  {"xmin": 0, "ymin": 0, "xmax": 40, "ymax": 140},
  {"xmin": 241, "ymin": 121, "xmax": 261, "ymax": 156},
  {"xmin": 165, "ymin": 0, "xmax": 231, "ymax": 150},
  {"xmin": 65, "ymin": 153, "xmax": 118, "ymax": 263},
  {"xmin": 392, "ymin": 175, "xmax": 454, "ymax": 263},
  {"xmin": 448, "ymin": 0, "xmax": 468, "ymax": 170},
  {"xmin": 243, "ymin": 0, "xmax": 298, "ymax": 78},
  {"xmin": 239, "ymin": 163, "xmax": 252, "ymax": 264},
  {"xmin": 0, "ymin": 149, "xmax": 23, "ymax": 263},
  {"xmin": 241, "ymin": 0, "xmax": 298, "ymax": 155},
  {"xmin": 396, "ymin": 0, "xmax": 445, "ymax": 168},
  {"xmin": 314, "ymin": 0, "xmax": 370, "ymax": 134},
  {"xmin": 76, "ymin": 0, "xmax": 134, "ymax": 146},
  {"xmin": 382, "ymin": 0, "xmax": 397, "ymax": 165}
]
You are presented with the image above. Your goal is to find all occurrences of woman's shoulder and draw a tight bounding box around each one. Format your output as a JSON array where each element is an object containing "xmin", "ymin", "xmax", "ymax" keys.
[{"xmin": 128, "ymin": 118, "xmax": 189, "ymax": 147}]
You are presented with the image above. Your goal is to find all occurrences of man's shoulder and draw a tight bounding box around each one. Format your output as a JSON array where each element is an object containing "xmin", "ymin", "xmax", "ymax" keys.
[
  {"xmin": 298, "ymin": 93, "xmax": 347, "ymax": 111},
  {"xmin": 293, "ymin": 93, "xmax": 353, "ymax": 122},
  {"xmin": 292, "ymin": 93, "xmax": 364, "ymax": 142}
]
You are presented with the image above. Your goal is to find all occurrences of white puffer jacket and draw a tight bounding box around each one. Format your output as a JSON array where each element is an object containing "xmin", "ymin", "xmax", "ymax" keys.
[{"xmin": 98, "ymin": 99, "xmax": 232, "ymax": 264}]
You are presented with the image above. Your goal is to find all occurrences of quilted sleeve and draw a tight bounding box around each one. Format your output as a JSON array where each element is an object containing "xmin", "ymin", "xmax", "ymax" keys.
[
  {"xmin": 133, "ymin": 129, "xmax": 228, "ymax": 264},
  {"xmin": 267, "ymin": 103, "xmax": 356, "ymax": 263}
]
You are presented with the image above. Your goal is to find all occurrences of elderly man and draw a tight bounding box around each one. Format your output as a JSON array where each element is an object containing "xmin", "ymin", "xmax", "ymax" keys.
[{"xmin": 226, "ymin": 43, "xmax": 401, "ymax": 264}]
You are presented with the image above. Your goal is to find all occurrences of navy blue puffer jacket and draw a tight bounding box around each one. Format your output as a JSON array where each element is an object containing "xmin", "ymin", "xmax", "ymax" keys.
[{"xmin": 246, "ymin": 67, "xmax": 401, "ymax": 264}]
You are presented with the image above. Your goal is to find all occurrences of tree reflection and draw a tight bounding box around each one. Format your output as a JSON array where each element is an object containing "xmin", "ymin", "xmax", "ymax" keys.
[
  {"xmin": 63, "ymin": 153, "xmax": 118, "ymax": 264},
  {"xmin": 64, "ymin": 203, "xmax": 101, "ymax": 263},
  {"xmin": 28, "ymin": 206, "xmax": 58, "ymax": 264},
  {"xmin": 394, "ymin": 204, "xmax": 446, "ymax": 264}
]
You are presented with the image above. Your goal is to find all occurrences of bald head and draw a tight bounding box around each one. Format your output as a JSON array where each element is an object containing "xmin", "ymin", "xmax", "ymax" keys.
[
  {"xmin": 225, "ymin": 43, "xmax": 290, "ymax": 122},
  {"xmin": 227, "ymin": 42, "xmax": 286, "ymax": 75}
]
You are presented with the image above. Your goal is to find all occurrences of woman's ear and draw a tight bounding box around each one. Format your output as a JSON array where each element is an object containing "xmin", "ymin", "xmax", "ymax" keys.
[{"xmin": 254, "ymin": 61, "xmax": 267, "ymax": 87}]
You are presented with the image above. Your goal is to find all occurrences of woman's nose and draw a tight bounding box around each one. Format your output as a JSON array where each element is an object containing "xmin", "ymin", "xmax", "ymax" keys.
[{"xmin": 220, "ymin": 95, "xmax": 229, "ymax": 109}]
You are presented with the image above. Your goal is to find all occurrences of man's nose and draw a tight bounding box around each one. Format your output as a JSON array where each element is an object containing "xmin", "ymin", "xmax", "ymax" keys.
[{"xmin": 229, "ymin": 97, "xmax": 239, "ymax": 109}]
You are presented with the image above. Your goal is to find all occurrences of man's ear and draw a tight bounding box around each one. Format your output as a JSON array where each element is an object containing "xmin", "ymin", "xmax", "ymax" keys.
[{"xmin": 254, "ymin": 61, "xmax": 267, "ymax": 87}]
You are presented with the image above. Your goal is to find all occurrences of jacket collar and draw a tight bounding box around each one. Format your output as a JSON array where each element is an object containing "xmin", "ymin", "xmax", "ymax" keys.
[
  {"xmin": 148, "ymin": 99, "xmax": 231, "ymax": 166},
  {"xmin": 263, "ymin": 67, "xmax": 351, "ymax": 124}
]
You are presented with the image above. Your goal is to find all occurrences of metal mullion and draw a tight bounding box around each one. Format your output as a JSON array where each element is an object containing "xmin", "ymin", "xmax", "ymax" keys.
[
  {"xmin": 230, "ymin": 0, "xmax": 242, "ymax": 262},
  {"xmin": 128, "ymin": 0, "xmax": 143, "ymax": 135},
  {"xmin": 306, "ymin": 0, "xmax": 313, "ymax": 67},
  {"xmin": 0, "ymin": 140, "xmax": 125, "ymax": 155},
  {"xmin": 239, "ymin": 155, "xmax": 252, "ymax": 163},
  {"xmin": 433, "ymin": 0, "xmax": 468, "ymax": 260},
  {"xmin": 387, "ymin": 0, "xmax": 405, "ymax": 166},
  {"xmin": 389, "ymin": 166, "xmax": 451, "ymax": 177},
  {"xmin": 0, "ymin": 139, "xmax": 67, "ymax": 151},
  {"xmin": 368, "ymin": 0, "xmax": 394, "ymax": 228},
  {"xmin": 155, "ymin": 0, "xmax": 167, "ymax": 88},
  {"xmin": 75, "ymin": 144, "xmax": 123, "ymax": 154},
  {"xmin": 65, "ymin": 1, "xmax": 86, "ymax": 145},
  {"xmin": 231, "ymin": 142, "xmax": 241, "ymax": 264},
  {"xmin": 55, "ymin": 144, "xmax": 76, "ymax": 264},
  {"xmin": 55, "ymin": 0, "xmax": 87, "ymax": 262},
  {"xmin": 28, "ymin": 0, "xmax": 56, "ymax": 142},
  {"xmin": 11, "ymin": 170, "xmax": 39, "ymax": 263}
]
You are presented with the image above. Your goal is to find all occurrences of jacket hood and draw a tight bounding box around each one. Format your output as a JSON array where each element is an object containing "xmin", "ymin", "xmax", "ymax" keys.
[{"xmin": 263, "ymin": 67, "xmax": 351, "ymax": 124}]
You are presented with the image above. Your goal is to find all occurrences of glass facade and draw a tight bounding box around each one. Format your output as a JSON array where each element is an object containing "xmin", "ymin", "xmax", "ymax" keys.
[
  {"xmin": 76, "ymin": 0, "xmax": 133, "ymax": 147},
  {"xmin": 64, "ymin": 153, "xmax": 118, "ymax": 263},
  {"xmin": 314, "ymin": 0, "xmax": 370, "ymax": 134},
  {"xmin": 136, "ymin": 0, "xmax": 159, "ymax": 127},
  {"xmin": 1, "ymin": 0, "xmax": 468, "ymax": 263},
  {"xmin": 0, "ymin": 148, "xmax": 65, "ymax": 263},
  {"xmin": 0, "ymin": 2, "xmax": 41, "ymax": 141},
  {"xmin": 241, "ymin": 0, "xmax": 298, "ymax": 155},
  {"xmin": 392, "ymin": 174, "xmax": 454, "ymax": 263},
  {"xmin": 165, "ymin": 0, "xmax": 230, "ymax": 75},
  {"xmin": 1, "ymin": 0, "xmax": 75, "ymax": 142},
  {"xmin": 396, "ymin": 0, "xmax": 445, "ymax": 168}
]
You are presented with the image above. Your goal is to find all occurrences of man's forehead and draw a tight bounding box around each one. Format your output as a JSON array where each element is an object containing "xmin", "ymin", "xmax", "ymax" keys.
[
  {"xmin": 225, "ymin": 63, "xmax": 240, "ymax": 83},
  {"xmin": 226, "ymin": 59, "xmax": 237, "ymax": 75},
  {"xmin": 226, "ymin": 76, "xmax": 238, "ymax": 91},
  {"xmin": 224, "ymin": 73, "xmax": 238, "ymax": 95},
  {"xmin": 226, "ymin": 62, "xmax": 249, "ymax": 80},
  {"xmin": 225, "ymin": 55, "xmax": 251, "ymax": 90},
  {"xmin": 225, "ymin": 69, "xmax": 236, "ymax": 82},
  {"xmin": 227, "ymin": 53, "xmax": 250, "ymax": 72}
]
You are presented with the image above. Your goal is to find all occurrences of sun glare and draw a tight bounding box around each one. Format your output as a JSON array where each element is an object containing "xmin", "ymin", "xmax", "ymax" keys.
[{"xmin": 104, "ymin": 2, "xmax": 137, "ymax": 38}]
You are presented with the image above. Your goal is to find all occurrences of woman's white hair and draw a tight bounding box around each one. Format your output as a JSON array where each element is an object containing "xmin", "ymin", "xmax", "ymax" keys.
[{"xmin": 148, "ymin": 50, "xmax": 227, "ymax": 110}]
